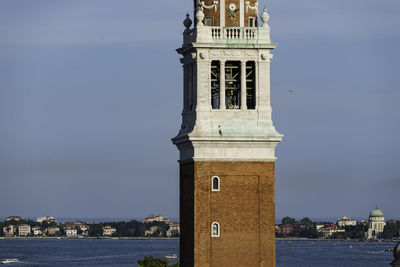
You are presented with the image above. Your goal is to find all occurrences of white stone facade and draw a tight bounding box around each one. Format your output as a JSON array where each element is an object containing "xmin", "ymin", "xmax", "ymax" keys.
[
  {"xmin": 66, "ymin": 229, "xmax": 78, "ymax": 237},
  {"xmin": 367, "ymin": 216, "xmax": 385, "ymax": 239},
  {"xmin": 102, "ymin": 226, "xmax": 116, "ymax": 236},
  {"xmin": 18, "ymin": 224, "xmax": 31, "ymax": 236},
  {"xmin": 173, "ymin": 9, "xmax": 282, "ymax": 162},
  {"xmin": 337, "ymin": 216, "xmax": 357, "ymax": 227},
  {"xmin": 36, "ymin": 216, "xmax": 57, "ymax": 224}
]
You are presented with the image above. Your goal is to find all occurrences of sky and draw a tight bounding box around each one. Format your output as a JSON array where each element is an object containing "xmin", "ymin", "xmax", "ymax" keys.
[{"xmin": 0, "ymin": 0, "xmax": 399, "ymax": 222}]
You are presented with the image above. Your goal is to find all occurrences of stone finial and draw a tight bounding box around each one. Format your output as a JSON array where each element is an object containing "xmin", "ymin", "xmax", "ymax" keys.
[
  {"xmin": 183, "ymin": 13, "xmax": 192, "ymax": 29},
  {"xmin": 196, "ymin": 5, "xmax": 205, "ymax": 27},
  {"xmin": 261, "ymin": 8, "xmax": 270, "ymax": 28}
]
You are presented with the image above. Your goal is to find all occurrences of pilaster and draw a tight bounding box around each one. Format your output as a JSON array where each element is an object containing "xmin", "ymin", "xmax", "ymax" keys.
[
  {"xmin": 241, "ymin": 60, "xmax": 247, "ymax": 110},
  {"xmin": 220, "ymin": 60, "xmax": 226, "ymax": 110}
]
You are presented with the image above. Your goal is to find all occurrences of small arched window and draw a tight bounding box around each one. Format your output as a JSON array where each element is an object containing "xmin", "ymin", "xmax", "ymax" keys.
[
  {"xmin": 211, "ymin": 222, "xmax": 220, "ymax": 237},
  {"xmin": 212, "ymin": 176, "xmax": 220, "ymax": 191}
]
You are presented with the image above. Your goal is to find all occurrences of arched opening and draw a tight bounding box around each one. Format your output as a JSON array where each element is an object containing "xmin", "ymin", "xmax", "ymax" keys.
[
  {"xmin": 212, "ymin": 176, "xmax": 220, "ymax": 191},
  {"xmin": 211, "ymin": 222, "xmax": 220, "ymax": 237}
]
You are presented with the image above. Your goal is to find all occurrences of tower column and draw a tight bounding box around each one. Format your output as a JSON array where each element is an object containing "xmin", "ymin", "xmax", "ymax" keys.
[
  {"xmin": 241, "ymin": 60, "xmax": 247, "ymax": 110},
  {"xmin": 255, "ymin": 61, "xmax": 259, "ymax": 110},
  {"xmin": 220, "ymin": 60, "xmax": 226, "ymax": 110},
  {"xmin": 240, "ymin": 0, "xmax": 245, "ymax": 27},
  {"xmin": 220, "ymin": 0, "xmax": 225, "ymax": 26},
  {"xmin": 188, "ymin": 63, "xmax": 193, "ymax": 111}
]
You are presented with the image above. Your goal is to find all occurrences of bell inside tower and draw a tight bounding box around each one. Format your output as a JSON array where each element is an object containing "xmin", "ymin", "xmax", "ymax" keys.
[{"xmin": 225, "ymin": 61, "xmax": 241, "ymax": 109}]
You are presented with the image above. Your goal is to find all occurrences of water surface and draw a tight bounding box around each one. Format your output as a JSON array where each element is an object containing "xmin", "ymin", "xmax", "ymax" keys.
[{"xmin": 0, "ymin": 239, "xmax": 395, "ymax": 266}]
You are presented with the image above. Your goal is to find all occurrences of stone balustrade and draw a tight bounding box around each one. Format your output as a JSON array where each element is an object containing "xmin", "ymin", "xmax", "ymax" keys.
[
  {"xmin": 211, "ymin": 27, "xmax": 257, "ymax": 40},
  {"xmin": 183, "ymin": 26, "xmax": 271, "ymax": 46}
]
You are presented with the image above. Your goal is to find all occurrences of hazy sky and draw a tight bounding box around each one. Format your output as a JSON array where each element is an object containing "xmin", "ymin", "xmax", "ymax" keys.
[{"xmin": 0, "ymin": 0, "xmax": 399, "ymax": 221}]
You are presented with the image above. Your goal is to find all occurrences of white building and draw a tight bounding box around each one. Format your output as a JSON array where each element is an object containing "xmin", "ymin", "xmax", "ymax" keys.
[
  {"xmin": 3, "ymin": 225, "xmax": 17, "ymax": 237},
  {"xmin": 102, "ymin": 226, "xmax": 116, "ymax": 236},
  {"xmin": 47, "ymin": 227, "xmax": 60, "ymax": 236},
  {"xmin": 145, "ymin": 226, "xmax": 160, "ymax": 236},
  {"xmin": 32, "ymin": 226, "xmax": 43, "ymax": 236},
  {"xmin": 36, "ymin": 216, "xmax": 57, "ymax": 224},
  {"xmin": 367, "ymin": 208, "xmax": 386, "ymax": 239},
  {"xmin": 65, "ymin": 228, "xmax": 78, "ymax": 237},
  {"xmin": 5, "ymin": 216, "xmax": 22, "ymax": 222},
  {"xmin": 166, "ymin": 223, "xmax": 180, "ymax": 237},
  {"xmin": 337, "ymin": 216, "xmax": 357, "ymax": 227},
  {"xmin": 18, "ymin": 224, "xmax": 31, "ymax": 236}
]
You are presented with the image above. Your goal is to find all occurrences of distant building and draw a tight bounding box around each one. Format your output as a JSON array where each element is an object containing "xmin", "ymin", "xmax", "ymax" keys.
[
  {"xmin": 316, "ymin": 223, "xmax": 332, "ymax": 231},
  {"xmin": 145, "ymin": 226, "xmax": 160, "ymax": 236},
  {"xmin": 367, "ymin": 207, "xmax": 386, "ymax": 239},
  {"xmin": 47, "ymin": 227, "xmax": 60, "ymax": 236},
  {"xmin": 5, "ymin": 216, "xmax": 22, "ymax": 222},
  {"xmin": 36, "ymin": 216, "xmax": 57, "ymax": 224},
  {"xmin": 337, "ymin": 216, "xmax": 357, "ymax": 227},
  {"xmin": 69, "ymin": 222, "xmax": 89, "ymax": 236},
  {"xmin": 77, "ymin": 224, "xmax": 89, "ymax": 236},
  {"xmin": 144, "ymin": 214, "xmax": 165, "ymax": 223},
  {"xmin": 3, "ymin": 225, "xmax": 17, "ymax": 237},
  {"xmin": 32, "ymin": 226, "xmax": 43, "ymax": 236},
  {"xmin": 319, "ymin": 225, "xmax": 345, "ymax": 238},
  {"xmin": 166, "ymin": 223, "xmax": 180, "ymax": 237},
  {"xmin": 102, "ymin": 226, "xmax": 116, "ymax": 236},
  {"xmin": 18, "ymin": 224, "xmax": 31, "ymax": 236},
  {"xmin": 65, "ymin": 226, "xmax": 78, "ymax": 237},
  {"xmin": 277, "ymin": 224, "xmax": 294, "ymax": 235}
]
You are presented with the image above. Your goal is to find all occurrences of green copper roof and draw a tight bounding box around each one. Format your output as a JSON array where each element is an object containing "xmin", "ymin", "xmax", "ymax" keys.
[{"xmin": 370, "ymin": 208, "xmax": 384, "ymax": 217}]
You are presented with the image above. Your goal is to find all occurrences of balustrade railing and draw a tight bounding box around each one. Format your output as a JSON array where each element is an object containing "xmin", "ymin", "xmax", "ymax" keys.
[
  {"xmin": 210, "ymin": 27, "xmax": 258, "ymax": 40},
  {"xmin": 183, "ymin": 26, "xmax": 270, "ymax": 46}
]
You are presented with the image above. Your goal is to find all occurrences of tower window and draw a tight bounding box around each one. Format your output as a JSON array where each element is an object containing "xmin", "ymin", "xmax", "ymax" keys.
[
  {"xmin": 212, "ymin": 176, "xmax": 220, "ymax": 191},
  {"xmin": 225, "ymin": 61, "xmax": 241, "ymax": 109},
  {"xmin": 211, "ymin": 61, "xmax": 220, "ymax": 109},
  {"xmin": 211, "ymin": 222, "xmax": 220, "ymax": 237},
  {"xmin": 205, "ymin": 17, "xmax": 214, "ymax": 26},
  {"xmin": 246, "ymin": 61, "xmax": 256, "ymax": 109}
]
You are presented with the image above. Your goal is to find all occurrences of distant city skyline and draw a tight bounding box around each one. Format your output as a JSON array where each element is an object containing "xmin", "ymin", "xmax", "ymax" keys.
[{"xmin": 0, "ymin": 0, "xmax": 399, "ymax": 220}]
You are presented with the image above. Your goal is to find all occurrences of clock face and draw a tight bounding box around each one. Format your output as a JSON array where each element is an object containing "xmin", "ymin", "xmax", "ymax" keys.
[{"xmin": 229, "ymin": 3, "xmax": 236, "ymax": 11}]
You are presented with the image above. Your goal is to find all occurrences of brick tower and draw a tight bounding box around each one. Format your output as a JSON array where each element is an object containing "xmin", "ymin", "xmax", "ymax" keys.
[{"xmin": 172, "ymin": 1, "xmax": 282, "ymax": 266}]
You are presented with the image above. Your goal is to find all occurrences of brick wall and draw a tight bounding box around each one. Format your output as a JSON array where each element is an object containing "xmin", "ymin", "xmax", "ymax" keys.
[
  {"xmin": 180, "ymin": 160, "xmax": 276, "ymax": 267},
  {"xmin": 202, "ymin": 0, "xmax": 220, "ymax": 26}
]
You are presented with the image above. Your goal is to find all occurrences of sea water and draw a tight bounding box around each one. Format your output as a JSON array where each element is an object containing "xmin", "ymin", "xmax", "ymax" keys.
[{"xmin": 0, "ymin": 239, "xmax": 395, "ymax": 266}]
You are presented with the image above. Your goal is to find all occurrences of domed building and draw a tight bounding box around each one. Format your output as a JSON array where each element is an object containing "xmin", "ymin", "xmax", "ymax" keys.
[{"xmin": 367, "ymin": 207, "xmax": 386, "ymax": 239}]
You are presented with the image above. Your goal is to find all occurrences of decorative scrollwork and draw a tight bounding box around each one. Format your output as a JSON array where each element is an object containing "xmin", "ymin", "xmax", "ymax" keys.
[
  {"xmin": 245, "ymin": 1, "xmax": 258, "ymax": 13},
  {"xmin": 200, "ymin": 1, "xmax": 219, "ymax": 12}
]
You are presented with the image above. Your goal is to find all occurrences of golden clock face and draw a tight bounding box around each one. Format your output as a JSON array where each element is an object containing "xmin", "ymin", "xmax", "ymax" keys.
[{"xmin": 229, "ymin": 3, "xmax": 236, "ymax": 11}]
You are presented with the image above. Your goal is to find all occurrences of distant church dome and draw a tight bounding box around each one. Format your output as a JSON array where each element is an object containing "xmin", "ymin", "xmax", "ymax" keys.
[{"xmin": 370, "ymin": 208, "xmax": 384, "ymax": 217}]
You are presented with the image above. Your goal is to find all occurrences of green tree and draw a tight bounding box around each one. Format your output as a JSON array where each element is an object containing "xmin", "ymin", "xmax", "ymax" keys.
[
  {"xmin": 138, "ymin": 256, "xmax": 179, "ymax": 267},
  {"xmin": 300, "ymin": 217, "xmax": 313, "ymax": 226},
  {"xmin": 383, "ymin": 221, "xmax": 400, "ymax": 239},
  {"xmin": 281, "ymin": 217, "xmax": 296, "ymax": 226},
  {"xmin": 88, "ymin": 224, "xmax": 103, "ymax": 237},
  {"xmin": 0, "ymin": 222, "xmax": 4, "ymax": 236}
]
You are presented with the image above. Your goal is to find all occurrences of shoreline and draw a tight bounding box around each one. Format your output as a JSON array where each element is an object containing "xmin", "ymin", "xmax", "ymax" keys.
[
  {"xmin": 0, "ymin": 237, "xmax": 397, "ymax": 242},
  {"xmin": 0, "ymin": 236, "xmax": 179, "ymax": 240},
  {"xmin": 276, "ymin": 237, "xmax": 398, "ymax": 242}
]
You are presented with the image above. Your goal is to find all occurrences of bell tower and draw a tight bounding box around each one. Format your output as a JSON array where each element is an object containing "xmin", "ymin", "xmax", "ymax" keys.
[{"xmin": 173, "ymin": 1, "xmax": 282, "ymax": 266}]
